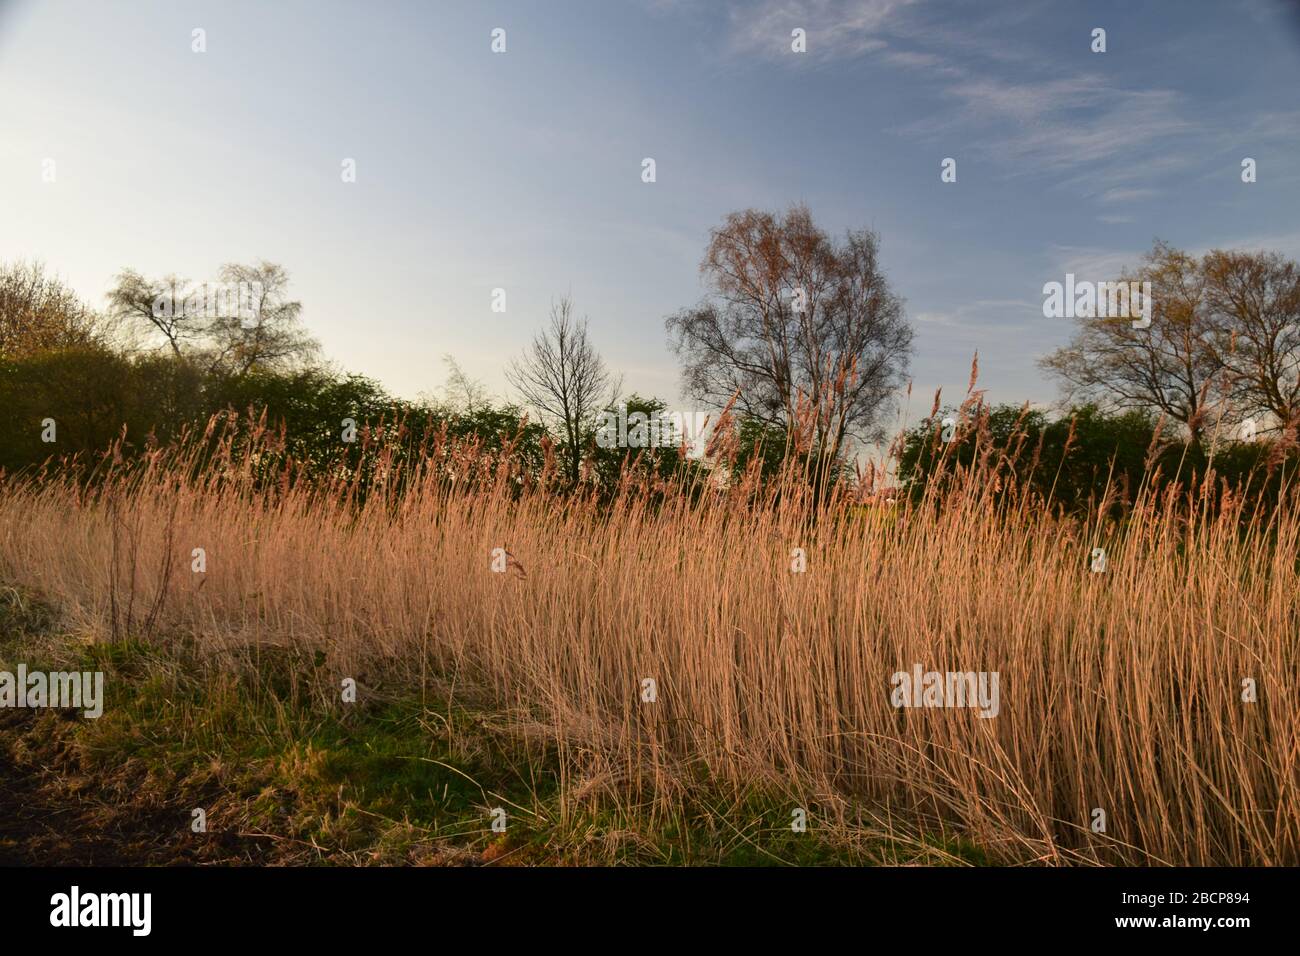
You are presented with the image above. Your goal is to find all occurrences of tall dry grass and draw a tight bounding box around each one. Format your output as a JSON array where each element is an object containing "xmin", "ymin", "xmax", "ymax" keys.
[{"xmin": 0, "ymin": 412, "xmax": 1297, "ymax": 866}]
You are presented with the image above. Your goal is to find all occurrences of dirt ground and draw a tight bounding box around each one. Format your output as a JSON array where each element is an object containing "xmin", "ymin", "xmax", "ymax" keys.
[{"xmin": 0, "ymin": 709, "xmax": 274, "ymax": 866}]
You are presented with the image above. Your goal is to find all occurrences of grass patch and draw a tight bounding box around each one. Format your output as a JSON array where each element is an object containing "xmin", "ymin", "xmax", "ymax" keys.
[{"xmin": 0, "ymin": 587, "xmax": 915, "ymax": 866}]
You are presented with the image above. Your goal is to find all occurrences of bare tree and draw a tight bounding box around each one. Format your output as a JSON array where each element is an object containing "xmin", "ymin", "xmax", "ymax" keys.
[
  {"xmin": 665, "ymin": 204, "xmax": 912, "ymax": 460},
  {"xmin": 507, "ymin": 296, "xmax": 617, "ymax": 483},
  {"xmin": 106, "ymin": 268, "xmax": 194, "ymax": 357},
  {"xmin": 439, "ymin": 354, "xmax": 491, "ymax": 412},
  {"xmin": 1040, "ymin": 241, "xmax": 1225, "ymax": 446},
  {"xmin": 0, "ymin": 260, "xmax": 104, "ymax": 356},
  {"xmin": 207, "ymin": 261, "xmax": 319, "ymax": 375},
  {"xmin": 1202, "ymin": 249, "xmax": 1300, "ymax": 432},
  {"xmin": 106, "ymin": 260, "xmax": 319, "ymax": 375}
]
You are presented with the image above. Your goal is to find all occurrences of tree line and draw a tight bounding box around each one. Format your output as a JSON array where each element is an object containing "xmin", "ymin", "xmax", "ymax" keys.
[
  {"xmin": 1042, "ymin": 241, "xmax": 1300, "ymax": 446},
  {"xmin": 3, "ymin": 206, "xmax": 1298, "ymax": 511}
]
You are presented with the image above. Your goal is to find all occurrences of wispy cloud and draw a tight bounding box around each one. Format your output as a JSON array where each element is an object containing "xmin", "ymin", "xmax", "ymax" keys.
[
  {"xmin": 722, "ymin": 0, "xmax": 917, "ymax": 59},
  {"xmin": 899, "ymin": 71, "xmax": 1196, "ymax": 187},
  {"xmin": 1048, "ymin": 245, "xmax": 1146, "ymax": 282},
  {"xmin": 721, "ymin": 3, "xmax": 1206, "ymax": 202},
  {"xmin": 1098, "ymin": 187, "xmax": 1158, "ymax": 204},
  {"xmin": 915, "ymin": 298, "xmax": 1040, "ymax": 332}
]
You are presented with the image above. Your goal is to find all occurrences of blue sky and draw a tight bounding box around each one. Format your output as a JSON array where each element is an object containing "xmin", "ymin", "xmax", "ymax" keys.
[{"xmin": 3, "ymin": 0, "xmax": 1299, "ymax": 425}]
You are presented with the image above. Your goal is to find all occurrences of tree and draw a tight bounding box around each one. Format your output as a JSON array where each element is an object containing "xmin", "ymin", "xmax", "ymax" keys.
[
  {"xmin": 506, "ymin": 296, "xmax": 617, "ymax": 483},
  {"xmin": 897, "ymin": 401, "xmax": 1294, "ymax": 517},
  {"xmin": 0, "ymin": 345, "xmax": 129, "ymax": 471},
  {"xmin": 1202, "ymin": 249, "xmax": 1300, "ymax": 432},
  {"xmin": 665, "ymin": 204, "xmax": 912, "ymax": 462},
  {"xmin": 438, "ymin": 354, "xmax": 491, "ymax": 413},
  {"xmin": 106, "ymin": 260, "xmax": 319, "ymax": 375},
  {"xmin": 106, "ymin": 268, "xmax": 195, "ymax": 357},
  {"xmin": 207, "ymin": 261, "xmax": 319, "ymax": 375},
  {"xmin": 0, "ymin": 260, "xmax": 103, "ymax": 357},
  {"xmin": 1040, "ymin": 241, "xmax": 1225, "ymax": 447},
  {"xmin": 588, "ymin": 393, "xmax": 695, "ymax": 487}
]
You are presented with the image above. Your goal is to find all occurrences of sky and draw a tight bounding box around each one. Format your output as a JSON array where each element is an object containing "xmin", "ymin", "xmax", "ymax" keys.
[{"xmin": 3, "ymin": 0, "xmax": 1299, "ymax": 428}]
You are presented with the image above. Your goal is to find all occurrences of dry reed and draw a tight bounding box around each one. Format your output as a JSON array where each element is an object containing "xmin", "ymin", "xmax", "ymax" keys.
[{"xmin": 0, "ymin": 414, "xmax": 1296, "ymax": 866}]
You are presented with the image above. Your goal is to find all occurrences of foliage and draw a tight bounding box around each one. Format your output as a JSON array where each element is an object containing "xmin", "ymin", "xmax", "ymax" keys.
[{"xmin": 897, "ymin": 401, "xmax": 1296, "ymax": 516}]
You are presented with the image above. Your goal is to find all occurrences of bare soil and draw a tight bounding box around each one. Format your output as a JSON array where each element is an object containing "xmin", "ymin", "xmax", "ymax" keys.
[{"xmin": 0, "ymin": 710, "xmax": 274, "ymax": 866}]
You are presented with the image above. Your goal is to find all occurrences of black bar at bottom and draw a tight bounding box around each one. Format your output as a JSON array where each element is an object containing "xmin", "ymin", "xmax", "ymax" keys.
[{"xmin": 0, "ymin": 865, "xmax": 1279, "ymax": 942}]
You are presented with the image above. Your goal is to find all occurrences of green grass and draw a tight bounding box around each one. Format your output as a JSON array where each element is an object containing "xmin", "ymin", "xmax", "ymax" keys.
[{"xmin": 0, "ymin": 586, "xmax": 961, "ymax": 866}]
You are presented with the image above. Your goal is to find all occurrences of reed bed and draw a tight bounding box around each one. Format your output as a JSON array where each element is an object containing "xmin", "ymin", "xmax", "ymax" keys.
[{"xmin": 1, "ymin": 414, "xmax": 1296, "ymax": 866}]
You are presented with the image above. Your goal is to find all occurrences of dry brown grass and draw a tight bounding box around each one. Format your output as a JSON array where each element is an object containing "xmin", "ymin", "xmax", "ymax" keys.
[{"xmin": 1, "ymin": 419, "xmax": 1297, "ymax": 866}]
